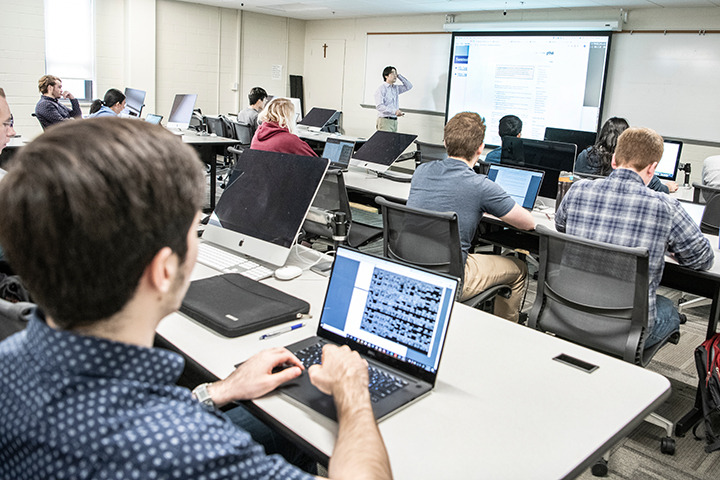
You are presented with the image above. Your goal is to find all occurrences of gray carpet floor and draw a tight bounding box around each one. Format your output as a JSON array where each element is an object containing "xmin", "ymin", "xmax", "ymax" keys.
[{"xmin": 208, "ymin": 174, "xmax": 720, "ymax": 478}]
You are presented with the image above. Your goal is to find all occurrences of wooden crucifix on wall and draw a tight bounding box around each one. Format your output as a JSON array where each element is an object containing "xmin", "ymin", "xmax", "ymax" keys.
[{"xmin": 322, "ymin": 43, "xmax": 328, "ymax": 58}]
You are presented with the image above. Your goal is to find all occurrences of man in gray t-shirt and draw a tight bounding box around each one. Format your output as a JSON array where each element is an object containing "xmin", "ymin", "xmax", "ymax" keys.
[
  {"xmin": 237, "ymin": 87, "xmax": 267, "ymax": 139},
  {"xmin": 408, "ymin": 112, "xmax": 535, "ymax": 322}
]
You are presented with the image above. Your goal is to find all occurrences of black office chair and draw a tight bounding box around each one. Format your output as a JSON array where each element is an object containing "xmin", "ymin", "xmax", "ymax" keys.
[
  {"xmin": 414, "ymin": 140, "xmax": 446, "ymax": 166},
  {"xmin": 302, "ymin": 170, "xmax": 383, "ymax": 250},
  {"xmin": 692, "ymin": 182, "xmax": 720, "ymax": 204},
  {"xmin": 700, "ymin": 195, "xmax": 720, "ymax": 235},
  {"xmin": 231, "ymin": 122, "xmax": 253, "ymax": 148},
  {"xmin": 528, "ymin": 225, "xmax": 678, "ymax": 475},
  {"xmin": 375, "ymin": 196, "xmax": 512, "ymax": 310}
]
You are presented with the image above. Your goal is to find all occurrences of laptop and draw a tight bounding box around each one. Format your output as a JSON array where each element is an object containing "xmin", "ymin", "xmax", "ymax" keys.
[
  {"xmin": 678, "ymin": 199, "xmax": 705, "ymax": 227},
  {"xmin": 655, "ymin": 140, "xmax": 683, "ymax": 181},
  {"xmin": 145, "ymin": 114, "xmax": 163, "ymax": 125},
  {"xmin": 278, "ymin": 246, "xmax": 459, "ymax": 421},
  {"xmin": 487, "ymin": 164, "xmax": 545, "ymax": 210},
  {"xmin": 321, "ymin": 137, "xmax": 355, "ymax": 171}
]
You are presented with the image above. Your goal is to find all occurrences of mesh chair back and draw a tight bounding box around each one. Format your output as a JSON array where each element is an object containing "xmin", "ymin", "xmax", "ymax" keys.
[
  {"xmin": 204, "ymin": 116, "xmax": 227, "ymax": 137},
  {"xmin": 700, "ymin": 195, "xmax": 720, "ymax": 235},
  {"xmin": 232, "ymin": 122, "xmax": 253, "ymax": 146},
  {"xmin": 692, "ymin": 182, "xmax": 720, "ymax": 204},
  {"xmin": 303, "ymin": 170, "xmax": 352, "ymax": 240},
  {"xmin": 529, "ymin": 225, "xmax": 651, "ymax": 365},
  {"xmin": 376, "ymin": 196, "xmax": 464, "ymax": 282},
  {"xmin": 414, "ymin": 140, "xmax": 447, "ymax": 165}
]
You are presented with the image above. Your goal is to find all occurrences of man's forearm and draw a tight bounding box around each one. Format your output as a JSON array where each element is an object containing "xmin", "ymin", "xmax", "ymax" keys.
[{"xmin": 329, "ymin": 388, "xmax": 392, "ymax": 480}]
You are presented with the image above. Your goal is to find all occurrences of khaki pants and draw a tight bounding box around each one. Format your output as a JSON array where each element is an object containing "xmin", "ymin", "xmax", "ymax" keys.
[
  {"xmin": 376, "ymin": 117, "xmax": 398, "ymax": 132},
  {"xmin": 461, "ymin": 254, "xmax": 527, "ymax": 323}
]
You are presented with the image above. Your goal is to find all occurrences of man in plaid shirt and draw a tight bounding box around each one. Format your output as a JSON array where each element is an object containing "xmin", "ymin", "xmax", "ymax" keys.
[{"xmin": 556, "ymin": 127, "xmax": 714, "ymax": 348}]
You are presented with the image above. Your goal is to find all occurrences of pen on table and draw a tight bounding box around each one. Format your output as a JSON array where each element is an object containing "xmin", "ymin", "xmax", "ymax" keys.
[{"xmin": 259, "ymin": 322, "xmax": 306, "ymax": 340}]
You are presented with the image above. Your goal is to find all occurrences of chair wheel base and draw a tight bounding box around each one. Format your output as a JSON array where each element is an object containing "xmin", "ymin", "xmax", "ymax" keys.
[
  {"xmin": 660, "ymin": 436, "xmax": 676, "ymax": 455},
  {"xmin": 591, "ymin": 458, "xmax": 608, "ymax": 477},
  {"xmin": 679, "ymin": 313, "xmax": 687, "ymax": 325}
]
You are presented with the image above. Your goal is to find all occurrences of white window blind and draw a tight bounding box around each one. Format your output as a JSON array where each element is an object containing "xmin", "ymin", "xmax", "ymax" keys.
[{"xmin": 44, "ymin": 0, "xmax": 94, "ymax": 100}]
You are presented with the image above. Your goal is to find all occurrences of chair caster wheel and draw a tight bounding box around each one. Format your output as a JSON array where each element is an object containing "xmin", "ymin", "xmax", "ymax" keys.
[
  {"xmin": 679, "ymin": 313, "xmax": 687, "ymax": 325},
  {"xmin": 660, "ymin": 436, "xmax": 676, "ymax": 455},
  {"xmin": 591, "ymin": 458, "xmax": 608, "ymax": 477}
]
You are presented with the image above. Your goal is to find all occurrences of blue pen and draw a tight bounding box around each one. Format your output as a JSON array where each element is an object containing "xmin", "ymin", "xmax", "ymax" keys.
[{"xmin": 259, "ymin": 322, "xmax": 306, "ymax": 340}]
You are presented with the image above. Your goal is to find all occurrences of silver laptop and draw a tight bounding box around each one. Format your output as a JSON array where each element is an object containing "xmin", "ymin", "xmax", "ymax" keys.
[
  {"xmin": 678, "ymin": 199, "xmax": 705, "ymax": 227},
  {"xmin": 278, "ymin": 246, "xmax": 459, "ymax": 421},
  {"xmin": 487, "ymin": 163, "xmax": 545, "ymax": 210},
  {"xmin": 321, "ymin": 137, "xmax": 355, "ymax": 171}
]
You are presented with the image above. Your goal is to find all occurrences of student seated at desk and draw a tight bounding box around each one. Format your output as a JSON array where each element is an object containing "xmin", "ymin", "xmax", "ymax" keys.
[
  {"xmin": 0, "ymin": 118, "xmax": 391, "ymax": 479},
  {"xmin": 251, "ymin": 98, "xmax": 317, "ymax": 157},
  {"xmin": 575, "ymin": 117, "xmax": 677, "ymax": 194},
  {"xmin": 237, "ymin": 86, "xmax": 267, "ymax": 138},
  {"xmin": 484, "ymin": 114, "xmax": 522, "ymax": 165},
  {"xmin": 34, "ymin": 75, "xmax": 82, "ymax": 129},
  {"xmin": 407, "ymin": 112, "xmax": 536, "ymax": 323},
  {"xmin": 88, "ymin": 88, "xmax": 126, "ymax": 118},
  {"xmin": 557, "ymin": 127, "xmax": 714, "ymax": 347}
]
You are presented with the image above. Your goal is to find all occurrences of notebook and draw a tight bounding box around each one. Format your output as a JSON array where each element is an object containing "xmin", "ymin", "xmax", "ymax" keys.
[
  {"xmin": 487, "ymin": 163, "xmax": 545, "ymax": 210},
  {"xmin": 278, "ymin": 246, "xmax": 459, "ymax": 421},
  {"xmin": 321, "ymin": 137, "xmax": 355, "ymax": 171}
]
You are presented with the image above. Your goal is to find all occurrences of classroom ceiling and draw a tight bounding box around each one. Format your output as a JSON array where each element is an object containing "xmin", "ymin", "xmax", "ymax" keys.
[{"xmin": 180, "ymin": 0, "xmax": 720, "ymax": 20}]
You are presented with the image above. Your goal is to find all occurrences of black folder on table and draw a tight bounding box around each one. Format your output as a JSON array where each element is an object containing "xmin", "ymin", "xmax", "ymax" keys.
[{"xmin": 180, "ymin": 274, "xmax": 309, "ymax": 337}]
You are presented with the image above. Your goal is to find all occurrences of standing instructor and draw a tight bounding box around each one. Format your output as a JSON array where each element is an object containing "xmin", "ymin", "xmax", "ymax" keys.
[{"xmin": 374, "ymin": 66, "xmax": 412, "ymax": 132}]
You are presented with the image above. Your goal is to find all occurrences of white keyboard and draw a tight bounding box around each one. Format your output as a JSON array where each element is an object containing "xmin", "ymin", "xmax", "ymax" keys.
[{"xmin": 197, "ymin": 243, "xmax": 274, "ymax": 281}]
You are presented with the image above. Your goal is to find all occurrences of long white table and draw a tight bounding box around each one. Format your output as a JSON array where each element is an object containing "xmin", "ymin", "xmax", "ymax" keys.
[{"xmin": 157, "ymin": 251, "xmax": 672, "ymax": 479}]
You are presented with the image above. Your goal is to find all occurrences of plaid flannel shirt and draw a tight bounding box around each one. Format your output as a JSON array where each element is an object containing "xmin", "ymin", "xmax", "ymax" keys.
[{"xmin": 555, "ymin": 168, "xmax": 714, "ymax": 329}]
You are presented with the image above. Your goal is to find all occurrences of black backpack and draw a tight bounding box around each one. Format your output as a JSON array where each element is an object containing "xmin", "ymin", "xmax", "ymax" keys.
[{"xmin": 693, "ymin": 333, "xmax": 720, "ymax": 453}]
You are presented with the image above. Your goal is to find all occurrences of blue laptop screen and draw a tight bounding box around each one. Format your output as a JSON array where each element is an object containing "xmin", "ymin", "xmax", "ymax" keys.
[
  {"xmin": 487, "ymin": 164, "xmax": 544, "ymax": 209},
  {"xmin": 319, "ymin": 248, "xmax": 457, "ymax": 374},
  {"xmin": 321, "ymin": 139, "xmax": 354, "ymax": 168}
]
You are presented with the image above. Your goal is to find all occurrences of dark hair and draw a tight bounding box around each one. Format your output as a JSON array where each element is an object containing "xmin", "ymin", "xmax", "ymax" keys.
[
  {"xmin": 615, "ymin": 127, "xmax": 664, "ymax": 171},
  {"xmin": 444, "ymin": 112, "xmax": 486, "ymax": 161},
  {"xmin": 38, "ymin": 75, "xmax": 60, "ymax": 94},
  {"xmin": 382, "ymin": 66, "xmax": 396, "ymax": 81},
  {"xmin": 248, "ymin": 87, "xmax": 267, "ymax": 106},
  {"xmin": 89, "ymin": 88, "xmax": 126, "ymax": 114},
  {"xmin": 0, "ymin": 87, "xmax": 5, "ymax": 98},
  {"xmin": 588, "ymin": 117, "xmax": 630, "ymax": 175},
  {"xmin": 498, "ymin": 115, "xmax": 522, "ymax": 137},
  {"xmin": 0, "ymin": 118, "xmax": 205, "ymax": 329}
]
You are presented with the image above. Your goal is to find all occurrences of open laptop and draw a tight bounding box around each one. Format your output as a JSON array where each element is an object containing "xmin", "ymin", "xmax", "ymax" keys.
[
  {"xmin": 655, "ymin": 140, "xmax": 683, "ymax": 181},
  {"xmin": 145, "ymin": 113, "xmax": 163, "ymax": 125},
  {"xmin": 321, "ymin": 137, "xmax": 355, "ymax": 171},
  {"xmin": 678, "ymin": 199, "xmax": 705, "ymax": 228},
  {"xmin": 487, "ymin": 164, "xmax": 545, "ymax": 210},
  {"xmin": 278, "ymin": 246, "xmax": 459, "ymax": 421}
]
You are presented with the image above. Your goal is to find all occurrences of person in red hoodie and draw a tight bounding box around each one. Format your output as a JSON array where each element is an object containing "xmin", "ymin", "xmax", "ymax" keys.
[{"xmin": 250, "ymin": 98, "xmax": 317, "ymax": 156}]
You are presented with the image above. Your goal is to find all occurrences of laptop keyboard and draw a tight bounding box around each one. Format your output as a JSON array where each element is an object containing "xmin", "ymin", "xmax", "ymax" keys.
[
  {"xmin": 197, "ymin": 243, "xmax": 274, "ymax": 281},
  {"xmin": 295, "ymin": 343, "xmax": 409, "ymax": 403}
]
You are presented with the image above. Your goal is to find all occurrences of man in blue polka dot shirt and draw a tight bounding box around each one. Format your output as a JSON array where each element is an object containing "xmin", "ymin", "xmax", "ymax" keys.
[{"xmin": 0, "ymin": 118, "xmax": 392, "ymax": 479}]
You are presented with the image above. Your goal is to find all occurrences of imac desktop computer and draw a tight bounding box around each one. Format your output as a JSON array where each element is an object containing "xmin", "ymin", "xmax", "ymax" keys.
[
  {"xmin": 501, "ymin": 137, "xmax": 576, "ymax": 200},
  {"xmin": 167, "ymin": 94, "xmax": 198, "ymax": 131},
  {"xmin": 298, "ymin": 107, "xmax": 341, "ymax": 133},
  {"xmin": 350, "ymin": 131, "xmax": 418, "ymax": 174}
]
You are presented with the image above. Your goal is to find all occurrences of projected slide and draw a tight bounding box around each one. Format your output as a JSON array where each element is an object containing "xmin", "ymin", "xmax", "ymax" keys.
[{"xmin": 447, "ymin": 33, "xmax": 611, "ymax": 146}]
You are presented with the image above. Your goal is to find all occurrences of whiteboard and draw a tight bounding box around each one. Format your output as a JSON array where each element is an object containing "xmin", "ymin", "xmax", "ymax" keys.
[
  {"xmin": 363, "ymin": 33, "xmax": 452, "ymax": 114},
  {"xmin": 598, "ymin": 33, "xmax": 720, "ymax": 143}
]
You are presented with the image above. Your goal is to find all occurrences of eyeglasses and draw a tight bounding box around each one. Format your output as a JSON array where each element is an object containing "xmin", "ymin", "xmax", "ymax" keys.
[{"xmin": 2, "ymin": 115, "xmax": 13, "ymax": 129}]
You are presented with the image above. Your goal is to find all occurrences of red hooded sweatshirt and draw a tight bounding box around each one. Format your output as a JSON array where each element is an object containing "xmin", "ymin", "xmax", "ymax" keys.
[{"xmin": 250, "ymin": 122, "xmax": 317, "ymax": 157}]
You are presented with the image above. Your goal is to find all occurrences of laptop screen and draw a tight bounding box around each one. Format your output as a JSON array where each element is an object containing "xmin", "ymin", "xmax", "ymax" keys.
[
  {"xmin": 145, "ymin": 114, "xmax": 163, "ymax": 125},
  {"xmin": 322, "ymin": 138, "xmax": 355, "ymax": 169},
  {"xmin": 319, "ymin": 248, "xmax": 457, "ymax": 375},
  {"xmin": 487, "ymin": 164, "xmax": 544, "ymax": 210},
  {"xmin": 655, "ymin": 140, "xmax": 683, "ymax": 181},
  {"xmin": 678, "ymin": 200, "xmax": 705, "ymax": 227},
  {"xmin": 501, "ymin": 137, "xmax": 576, "ymax": 199}
]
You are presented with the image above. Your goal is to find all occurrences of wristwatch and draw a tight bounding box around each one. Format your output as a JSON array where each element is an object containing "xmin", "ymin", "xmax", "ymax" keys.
[{"xmin": 192, "ymin": 383, "xmax": 216, "ymax": 409}]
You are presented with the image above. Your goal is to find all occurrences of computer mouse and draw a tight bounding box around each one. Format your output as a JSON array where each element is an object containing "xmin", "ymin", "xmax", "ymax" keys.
[
  {"xmin": 210, "ymin": 132, "xmax": 217, "ymax": 137},
  {"xmin": 274, "ymin": 265, "xmax": 303, "ymax": 281}
]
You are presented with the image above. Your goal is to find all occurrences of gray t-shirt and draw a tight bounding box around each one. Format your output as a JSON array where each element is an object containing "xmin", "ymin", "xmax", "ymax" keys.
[
  {"xmin": 407, "ymin": 157, "xmax": 516, "ymax": 264},
  {"xmin": 237, "ymin": 107, "xmax": 260, "ymax": 137}
]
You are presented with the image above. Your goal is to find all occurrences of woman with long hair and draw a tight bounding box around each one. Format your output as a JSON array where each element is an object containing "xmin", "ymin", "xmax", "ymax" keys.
[{"xmin": 250, "ymin": 98, "xmax": 316, "ymax": 157}]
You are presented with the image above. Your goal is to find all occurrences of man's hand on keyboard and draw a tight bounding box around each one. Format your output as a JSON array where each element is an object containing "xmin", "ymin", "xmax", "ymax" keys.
[
  {"xmin": 207, "ymin": 347, "xmax": 304, "ymax": 406},
  {"xmin": 308, "ymin": 345, "xmax": 370, "ymax": 406}
]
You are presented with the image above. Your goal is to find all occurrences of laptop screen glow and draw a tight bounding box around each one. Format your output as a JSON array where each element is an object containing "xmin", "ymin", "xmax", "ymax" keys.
[
  {"xmin": 322, "ymin": 138, "xmax": 355, "ymax": 168},
  {"xmin": 487, "ymin": 164, "xmax": 544, "ymax": 210},
  {"xmin": 655, "ymin": 140, "xmax": 683, "ymax": 181},
  {"xmin": 678, "ymin": 200, "xmax": 705, "ymax": 227},
  {"xmin": 320, "ymin": 248, "xmax": 457, "ymax": 374}
]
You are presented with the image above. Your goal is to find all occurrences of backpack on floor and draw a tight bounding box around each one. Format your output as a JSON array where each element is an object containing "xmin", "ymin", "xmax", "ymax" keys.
[{"xmin": 693, "ymin": 333, "xmax": 720, "ymax": 453}]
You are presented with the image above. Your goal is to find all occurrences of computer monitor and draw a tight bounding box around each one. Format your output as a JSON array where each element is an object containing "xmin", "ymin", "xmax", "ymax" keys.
[
  {"xmin": 167, "ymin": 94, "xmax": 198, "ymax": 130},
  {"xmin": 321, "ymin": 137, "xmax": 355, "ymax": 170},
  {"xmin": 144, "ymin": 114, "xmax": 163, "ymax": 125},
  {"xmin": 501, "ymin": 137, "xmax": 576, "ymax": 199},
  {"xmin": 543, "ymin": 127, "xmax": 597, "ymax": 159},
  {"xmin": 205, "ymin": 150, "xmax": 330, "ymax": 267},
  {"xmin": 298, "ymin": 107, "xmax": 341, "ymax": 132},
  {"xmin": 123, "ymin": 87, "xmax": 146, "ymax": 117},
  {"xmin": 350, "ymin": 131, "xmax": 418, "ymax": 173},
  {"xmin": 487, "ymin": 164, "xmax": 545, "ymax": 210},
  {"xmin": 655, "ymin": 140, "xmax": 683, "ymax": 181}
]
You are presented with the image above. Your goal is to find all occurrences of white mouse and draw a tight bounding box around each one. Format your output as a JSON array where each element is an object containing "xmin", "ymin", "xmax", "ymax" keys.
[
  {"xmin": 210, "ymin": 132, "xmax": 217, "ymax": 137},
  {"xmin": 274, "ymin": 265, "xmax": 303, "ymax": 281}
]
